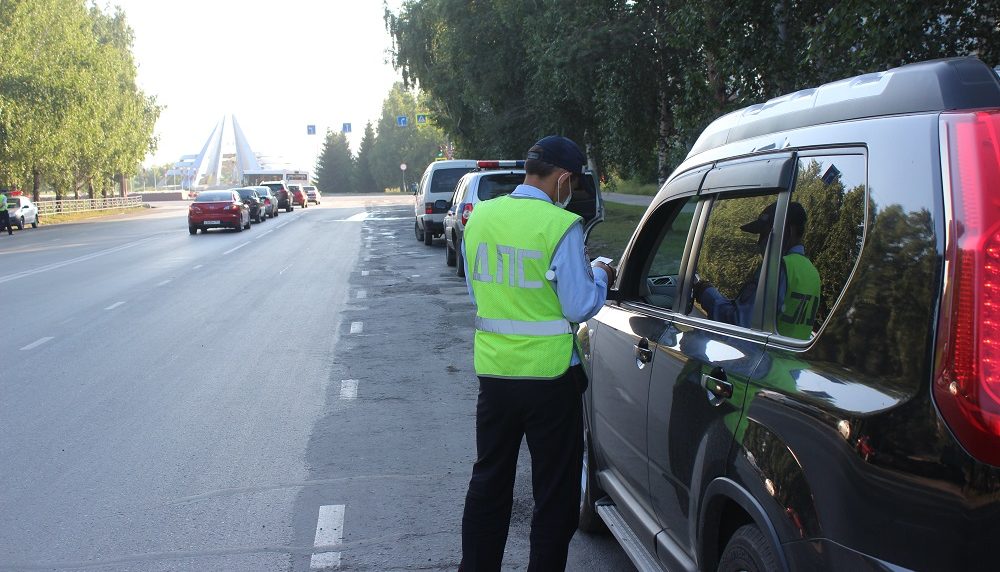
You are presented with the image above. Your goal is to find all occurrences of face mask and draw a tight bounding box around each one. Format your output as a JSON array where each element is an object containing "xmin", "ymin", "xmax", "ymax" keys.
[{"xmin": 554, "ymin": 173, "xmax": 572, "ymax": 209}]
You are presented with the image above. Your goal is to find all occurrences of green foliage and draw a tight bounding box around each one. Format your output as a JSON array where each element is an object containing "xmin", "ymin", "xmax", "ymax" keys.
[
  {"xmin": 387, "ymin": 0, "xmax": 1000, "ymax": 183},
  {"xmin": 0, "ymin": 0, "xmax": 158, "ymax": 199},
  {"xmin": 368, "ymin": 83, "xmax": 448, "ymax": 192},
  {"xmin": 353, "ymin": 122, "xmax": 379, "ymax": 194},
  {"xmin": 314, "ymin": 131, "xmax": 355, "ymax": 193}
]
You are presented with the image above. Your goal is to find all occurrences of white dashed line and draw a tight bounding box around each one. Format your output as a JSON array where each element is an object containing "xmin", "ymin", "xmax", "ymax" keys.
[
  {"xmin": 345, "ymin": 212, "xmax": 367, "ymax": 222},
  {"xmin": 222, "ymin": 241, "xmax": 250, "ymax": 255},
  {"xmin": 356, "ymin": 290, "xmax": 367, "ymax": 299},
  {"xmin": 105, "ymin": 301, "xmax": 125, "ymax": 310},
  {"xmin": 279, "ymin": 264, "xmax": 293, "ymax": 275},
  {"xmin": 361, "ymin": 270, "xmax": 369, "ymax": 277},
  {"xmin": 156, "ymin": 279, "xmax": 172, "ymax": 287},
  {"xmin": 340, "ymin": 380, "xmax": 358, "ymax": 401},
  {"xmin": 20, "ymin": 337, "xmax": 54, "ymax": 351},
  {"xmin": 193, "ymin": 264, "xmax": 203, "ymax": 270},
  {"xmin": 256, "ymin": 229, "xmax": 274, "ymax": 239},
  {"xmin": 310, "ymin": 504, "xmax": 345, "ymax": 570},
  {"xmin": 350, "ymin": 322, "xmax": 363, "ymax": 334}
]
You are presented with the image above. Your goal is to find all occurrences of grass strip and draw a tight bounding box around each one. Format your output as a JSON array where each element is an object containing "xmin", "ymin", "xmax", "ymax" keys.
[{"xmin": 41, "ymin": 207, "xmax": 147, "ymax": 225}]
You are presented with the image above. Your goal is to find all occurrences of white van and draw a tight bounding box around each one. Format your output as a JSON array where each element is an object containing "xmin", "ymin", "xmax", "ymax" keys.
[{"xmin": 413, "ymin": 159, "xmax": 478, "ymax": 245}]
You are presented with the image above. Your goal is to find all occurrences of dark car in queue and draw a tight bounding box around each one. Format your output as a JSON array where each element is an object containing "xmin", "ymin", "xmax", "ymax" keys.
[
  {"xmin": 235, "ymin": 187, "xmax": 267, "ymax": 223},
  {"xmin": 253, "ymin": 186, "xmax": 279, "ymax": 218},
  {"xmin": 188, "ymin": 189, "xmax": 250, "ymax": 234},
  {"xmin": 578, "ymin": 57, "xmax": 1000, "ymax": 572},
  {"xmin": 261, "ymin": 180, "xmax": 293, "ymax": 212},
  {"xmin": 289, "ymin": 184, "xmax": 308, "ymax": 208}
]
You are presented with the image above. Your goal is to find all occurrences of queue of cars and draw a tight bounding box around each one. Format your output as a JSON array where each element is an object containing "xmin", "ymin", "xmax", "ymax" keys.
[{"xmin": 187, "ymin": 186, "xmax": 283, "ymax": 234}]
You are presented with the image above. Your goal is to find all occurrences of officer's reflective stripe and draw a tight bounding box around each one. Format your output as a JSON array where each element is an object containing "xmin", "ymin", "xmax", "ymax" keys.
[{"xmin": 475, "ymin": 317, "xmax": 572, "ymax": 336}]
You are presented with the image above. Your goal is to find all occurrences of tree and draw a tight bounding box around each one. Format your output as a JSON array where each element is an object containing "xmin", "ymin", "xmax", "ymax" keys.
[
  {"xmin": 314, "ymin": 131, "xmax": 355, "ymax": 193},
  {"xmin": 353, "ymin": 122, "xmax": 379, "ymax": 194},
  {"xmin": 368, "ymin": 83, "xmax": 446, "ymax": 192}
]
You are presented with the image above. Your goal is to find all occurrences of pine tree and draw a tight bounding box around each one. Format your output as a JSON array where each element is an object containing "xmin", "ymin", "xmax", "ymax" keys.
[
  {"xmin": 313, "ymin": 131, "xmax": 355, "ymax": 194},
  {"xmin": 353, "ymin": 122, "xmax": 378, "ymax": 194}
]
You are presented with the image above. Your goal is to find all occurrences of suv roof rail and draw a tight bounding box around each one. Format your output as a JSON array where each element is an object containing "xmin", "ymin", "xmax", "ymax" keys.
[{"xmin": 688, "ymin": 57, "xmax": 1000, "ymax": 158}]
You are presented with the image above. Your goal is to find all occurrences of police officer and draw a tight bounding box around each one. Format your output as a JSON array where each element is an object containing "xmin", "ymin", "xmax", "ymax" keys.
[
  {"xmin": 0, "ymin": 192, "xmax": 13, "ymax": 236},
  {"xmin": 458, "ymin": 136, "xmax": 615, "ymax": 571},
  {"xmin": 693, "ymin": 201, "xmax": 820, "ymax": 339}
]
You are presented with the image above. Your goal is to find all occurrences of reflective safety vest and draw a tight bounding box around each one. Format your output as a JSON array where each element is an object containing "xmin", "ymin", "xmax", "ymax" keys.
[
  {"xmin": 463, "ymin": 195, "xmax": 581, "ymax": 379},
  {"xmin": 777, "ymin": 252, "xmax": 821, "ymax": 340}
]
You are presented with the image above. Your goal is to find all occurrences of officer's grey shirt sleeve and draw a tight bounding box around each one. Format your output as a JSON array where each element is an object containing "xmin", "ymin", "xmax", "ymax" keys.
[
  {"xmin": 465, "ymin": 248, "xmax": 476, "ymax": 308},
  {"xmin": 551, "ymin": 221, "xmax": 608, "ymax": 323}
]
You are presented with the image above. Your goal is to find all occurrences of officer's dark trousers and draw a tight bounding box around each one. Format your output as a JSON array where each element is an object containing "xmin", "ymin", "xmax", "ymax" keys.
[
  {"xmin": 0, "ymin": 211, "xmax": 11, "ymax": 235},
  {"xmin": 459, "ymin": 365, "xmax": 584, "ymax": 572}
]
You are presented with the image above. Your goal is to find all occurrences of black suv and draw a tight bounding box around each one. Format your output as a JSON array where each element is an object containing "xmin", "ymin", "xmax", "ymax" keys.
[{"xmin": 579, "ymin": 57, "xmax": 1000, "ymax": 572}]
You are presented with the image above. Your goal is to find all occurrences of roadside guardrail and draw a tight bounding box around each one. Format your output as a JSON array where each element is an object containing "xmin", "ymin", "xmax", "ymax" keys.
[{"xmin": 36, "ymin": 195, "xmax": 144, "ymax": 216}]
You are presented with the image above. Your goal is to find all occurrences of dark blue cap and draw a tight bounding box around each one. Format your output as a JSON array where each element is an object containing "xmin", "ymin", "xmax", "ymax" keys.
[{"xmin": 525, "ymin": 135, "xmax": 586, "ymax": 174}]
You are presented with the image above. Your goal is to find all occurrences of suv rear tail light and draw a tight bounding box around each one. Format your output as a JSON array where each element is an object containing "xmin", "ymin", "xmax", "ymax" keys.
[
  {"xmin": 461, "ymin": 203, "xmax": 473, "ymax": 225},
  {"xmin": 425, "ymin": 202, "xmax": 434, "ymax": 215},
  {"xmin": 936, "ymin": 110, "xmax": 1000, "ymax": 465}
]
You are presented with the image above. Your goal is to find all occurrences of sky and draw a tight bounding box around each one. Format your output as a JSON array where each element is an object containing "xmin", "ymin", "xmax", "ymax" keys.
[{"xmin": 110, "ymin": 0, "xmax": 404, "ymax": 170}]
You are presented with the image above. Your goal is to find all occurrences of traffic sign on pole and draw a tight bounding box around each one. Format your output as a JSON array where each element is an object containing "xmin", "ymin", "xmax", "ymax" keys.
[
  {"xmin": 307, "ymin": 125, "xmax": 316, "ymax": 135},
  {"xmin": 416, "ymin": 114, "xmax": 428, "ymax": 124},
  {"xmin": 342, "ymin": 123, "xmax": 352, "ymax": 133},
  {"xmin": 396, "ymin": 116, "xmax": 408, "ymax": 127},
  {"xmin": 400, "ymin": 163, "xmax": 407, "ymax": 171}
]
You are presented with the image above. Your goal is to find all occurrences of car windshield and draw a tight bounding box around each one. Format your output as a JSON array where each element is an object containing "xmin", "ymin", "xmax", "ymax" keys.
[
  {"xmin": 263, "ymin": 184, "xmax": 283, "ymax": 192},
  {"xmin": 195, "ymin": 192, "xmax": 234, "ymax": 202},
  {"xmin": 476, "ymin": 173, "xmax": 523, "ymax": 201},
  {"xmin": 236, "ymin": 189, "xmax": 258, "ymax": 200},
  {"xmin": 431, "ymin": 168, "xmax": 475, "ymax": 194}
]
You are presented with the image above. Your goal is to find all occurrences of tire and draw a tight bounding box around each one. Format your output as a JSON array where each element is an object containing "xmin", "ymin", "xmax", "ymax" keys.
[
  {"xmin": 244, "ymin": 217, "xmax": 251, "ymax": 230},
  {"xmin": 446, "ymin": 238, "xmax": 457, "ymax": 266},
  {"xmin": 235, "ymin": 219, "xmax": 243, "ymax": 232},
  {"xmin": 718, "ymin": 524, "xmax": 781, "ymax": 572},
  {"xmin": 456, "ymin": 242, "xmax": 466, "ymax": 278},
  {"xmin": 423, "ymin": 226, "xmax": 433, "ymax": 245},
  {"xmin": 415, "ymin": 220, "xmax": 424, "ymax": 242},
  {"xmin": 31, "ymin": 215, "xmax": 38, "ymax": 228},
  {"xmin": 579, "ymin": 430, "xmax": 607, "ymax": 533},
  {"xmin": 189, "ymin": 226, "xmax": 197, "ymax": 235},
  {"xmin": 17, "ymin": 216, "xmax": 24, "ymax": 230},
  {"xmin": 255, "ymin": 211, "xmax": 263, "ymax": 223},
  {"xmin": 287, "ymin": 205, "xmax": 293, "ymax": 212}
]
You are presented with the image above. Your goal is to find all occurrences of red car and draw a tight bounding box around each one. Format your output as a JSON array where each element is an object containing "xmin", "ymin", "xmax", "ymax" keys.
[
  {"xmin": 188, "ymin": 189, "xmax": 250, "ymax": 234},
  {"xmin": 288, "ymin": 184, "xmax": 308, "ymax": 208}
]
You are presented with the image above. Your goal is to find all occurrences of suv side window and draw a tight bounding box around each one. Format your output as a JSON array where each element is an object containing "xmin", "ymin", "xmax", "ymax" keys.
[
  {"xmin": 781, "ymin": 154, "xmax": 866, "ymax": 340},
  {"xmin": 688, "ymin": 192, "xmax": 781, "ymax": 329},
  {"xmin": 636, "ymin": 198, "xmax": 696, "ymax": 310}
]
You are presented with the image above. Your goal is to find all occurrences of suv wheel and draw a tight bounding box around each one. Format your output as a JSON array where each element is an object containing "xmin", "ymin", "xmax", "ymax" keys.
[
  {"xmin": 456, "ymin": 243, "xmax": 466, "ymax": 278},
  {"xmin": 423, "ymin": 227, "xmax": 433, "ymax": 246},
  {"xmin": 32, "ymin": 215, "xmax": 38, "ymax": 228},
  {"xmin": 579, "ymin": 430, "xmax": 607, "ymax": 533},
  {"xmin": 415, "ymin": 221, "xmax": 424, "ymax": 242},
  {"xmin": 17, "ymin": 216, "xmax": 24, "ymax": 230},
  {"xmin": 446, "ymin": 239, "xmax": 456, "ymax": 266},
  {"xmin": 718, "ymin": 524, "xmax": 780, "ymax": 572}
]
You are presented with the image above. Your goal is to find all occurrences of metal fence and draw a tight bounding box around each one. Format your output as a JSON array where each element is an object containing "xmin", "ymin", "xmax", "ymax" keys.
[{"xmin": 36, "ymin": 196, "xmax": 143, "ymax": 216}]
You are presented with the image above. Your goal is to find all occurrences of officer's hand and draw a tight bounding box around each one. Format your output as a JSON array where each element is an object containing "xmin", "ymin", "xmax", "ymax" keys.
[
  {"xmin": 692, "ymin": 276, "xmax": 712, "ymax": 298},
  {"xmin": 594, "ymin": 262, "xmax": 616, "ymax": 285}
]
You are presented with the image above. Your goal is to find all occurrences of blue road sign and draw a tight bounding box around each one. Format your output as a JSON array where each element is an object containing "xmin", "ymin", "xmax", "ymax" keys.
[
  {"xmin": 342, "ymin": 123, "xmax": 352, "ymax": 133},
  {"xmin": 396, "ymin": 115, "xmax": 408, "ymax": 127},
  {"xmin": 416, "ymin": 114, "xmax": 428, "ymax": 124},
  {"xmin": 307, "ymin": 125, "xmax": 316, "ymax": 135}
]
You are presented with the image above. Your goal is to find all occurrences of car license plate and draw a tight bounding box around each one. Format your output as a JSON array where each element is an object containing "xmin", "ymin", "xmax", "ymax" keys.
[{"xmin": 204, "ymin": 220, "xmax": 220, "ymax": 225}]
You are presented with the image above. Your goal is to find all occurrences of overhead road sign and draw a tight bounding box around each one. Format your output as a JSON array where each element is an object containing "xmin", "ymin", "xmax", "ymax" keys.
[
  {"xmin": 307, "ymin": 125, "xmax": 316, "ymax": 135},
  {"xmin": 416, "ymin": 114, "xmax": 428, "ymax": 124},
  {"xmin": 342, "ymin": 123, "xmax": 352, "ymax": 133},
  {"xmin": 396, "ymin": 116, "xmax": 408, "ymax": 127}
]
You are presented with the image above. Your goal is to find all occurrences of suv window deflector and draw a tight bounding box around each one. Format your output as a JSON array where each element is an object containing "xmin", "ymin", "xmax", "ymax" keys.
[{"xmin": 699, "ymin": 153, "xmax": 795, "ymax": 195}]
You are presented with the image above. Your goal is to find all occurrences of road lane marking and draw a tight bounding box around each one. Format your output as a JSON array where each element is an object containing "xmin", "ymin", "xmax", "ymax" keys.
[
  {"xmin": 256, "ymin": 229, "xmax": 274, "ymax": 239},
  {"xmin": 20, "ymin": 337, "xmax": 54, "ymax": 351},
  {"xmin": 222, "ymin": 241, "xmax": 251, "ymax": 255},
  {"xmin": 193, "ymin": 264, "xmax": 203, "ymax": 270},
  {"xmin": 105, "ymin": 301, "xmax": 125, "ymax": 310},
  {"xmin": 156, "ymin": 279, "xmax": 172, "ymax": 287},
  {"xmin": 350, "ymin": 322, "xmax": 363, "ymax": 334},
  {"xmin": 345, "ymin": 212, "xmax": 367, "ymax": 222},
  {"xmin": 361, "ymin": 270, "xmax": 369, "ymax": 277},
  {"xmin": 279, "ymin": 264, "xmax": 293, "ymax": 275},
  {"xmin": 340, "ymin": 380, "xmax": 358, "ymax": 400},
  {"xmin": 356, "ymin": 290, "xmax": 367, "ymax": 299},
  {"xmin": 310, "ymin": 504, "xmax": 345, "ymax": 570},
  {"xmin": 0, "ymin": 236, "xmax": 160, "ymax": 285}
]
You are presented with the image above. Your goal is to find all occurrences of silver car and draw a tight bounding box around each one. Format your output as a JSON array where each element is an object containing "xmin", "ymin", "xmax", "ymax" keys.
[{"xmin": 6, "ymin": 195, "xmax": 39, "ymax": 230}]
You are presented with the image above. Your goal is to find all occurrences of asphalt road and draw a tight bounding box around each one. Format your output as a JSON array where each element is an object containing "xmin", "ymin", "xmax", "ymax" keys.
[{"xmin": 0, "ymin": 196, "xmax": 634, "ymax": 571}]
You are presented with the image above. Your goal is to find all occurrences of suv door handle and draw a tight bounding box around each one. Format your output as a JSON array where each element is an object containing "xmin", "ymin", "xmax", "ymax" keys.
[
  {"xmin": 701, "ymin": 373, "xmax": 734, "ymax": 400},
  {"xmin": 633, "ymin": 338, "xmax": 653, "ymax": 368}
]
